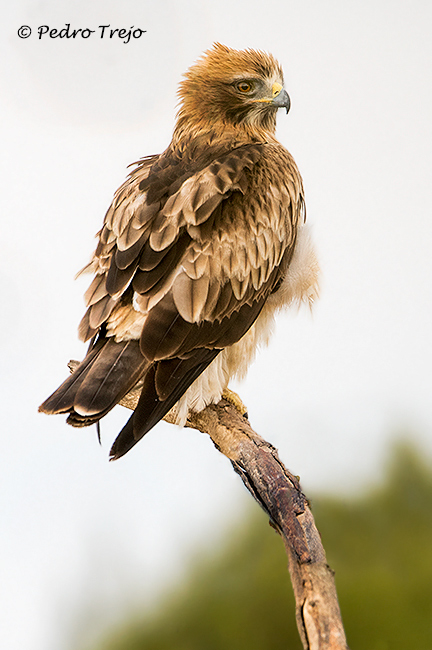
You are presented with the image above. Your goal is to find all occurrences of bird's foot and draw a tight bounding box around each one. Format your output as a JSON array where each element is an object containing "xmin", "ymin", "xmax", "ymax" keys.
[{"xmin": 222, "ymin": 388, "xmax": 248, "ymax": 418}]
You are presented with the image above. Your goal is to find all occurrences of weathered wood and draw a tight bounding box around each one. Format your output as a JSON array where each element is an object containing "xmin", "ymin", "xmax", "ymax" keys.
[
  {"xmin": 181, "ymin": 399, "xmax": 349, "ymax": 650},
  {"xmin": 68, "ymin": 359, "xmax": 349, "ymax": 649}
]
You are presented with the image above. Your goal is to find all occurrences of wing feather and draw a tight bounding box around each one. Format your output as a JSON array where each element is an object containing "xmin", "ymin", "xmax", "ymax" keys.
[
  {"xmin": 138, "ymin": 240, "xmax": 175, "ymax": 272},
  {"xmin": 78, "ymin": 142, "xmax": 303, "ymax": 379},
  {"xmin": 105, "ymin": 259, "xmax": 139, "ymax": 297},
  {"xmin": 88, "ymin": 295, "xmax": 117, "ymax": 330},
  {"xmin": 114, "ymin": 232, "xmax": 148, "ymax": 270},
  {"xmin": 149, "ymin": 223, "xmax": 179, "ymax": 252},
  {"xmin": 84, "ymin": 274, "xmax": 107, "ymax": 307},
  {"xmin": 172, "ymin": 272, "xmax": 210, "ymax": 322}
]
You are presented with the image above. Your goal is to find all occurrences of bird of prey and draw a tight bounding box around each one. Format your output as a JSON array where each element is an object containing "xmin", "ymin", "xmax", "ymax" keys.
[{"xmin": 39, "ymin": 43, "xmax": 319, "ymax": 460}]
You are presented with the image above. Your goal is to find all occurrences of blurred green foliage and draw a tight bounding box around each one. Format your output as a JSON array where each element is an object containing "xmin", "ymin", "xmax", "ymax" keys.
[{"xmin": 89, "ymin": 443, "xmax": 432, "ymax": 650}]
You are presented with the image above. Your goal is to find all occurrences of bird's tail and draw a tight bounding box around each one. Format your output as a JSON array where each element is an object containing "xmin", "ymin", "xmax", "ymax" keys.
[
  {"xmin": 108, "ymin": 348, "xmax": 220, "ymax": 460},
  {"xmin": 39, "ymin": 337, "xmax": 149, "ymax": 427}
]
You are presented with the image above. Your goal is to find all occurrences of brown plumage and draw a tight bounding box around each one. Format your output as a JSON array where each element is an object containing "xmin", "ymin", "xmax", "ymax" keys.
[{"xmin": 39, "ymin": 43, "xmax": 319, "ymax": 460}]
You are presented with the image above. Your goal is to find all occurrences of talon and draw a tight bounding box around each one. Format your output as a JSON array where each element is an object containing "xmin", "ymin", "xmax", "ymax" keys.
[{"xmin": 222, "ymin": 388, "xmax": 248, "ymax": 417}]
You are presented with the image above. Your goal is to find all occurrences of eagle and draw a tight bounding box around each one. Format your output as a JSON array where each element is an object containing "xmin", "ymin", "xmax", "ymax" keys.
[{"xmin": 39, "ymin": 43, "xmax": 319, "ymax": 460}]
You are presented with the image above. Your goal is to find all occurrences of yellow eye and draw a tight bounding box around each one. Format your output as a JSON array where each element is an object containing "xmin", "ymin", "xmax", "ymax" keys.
[{"xmin": 236, "ymin": 81, "xmax": 253, "ymax": 93}]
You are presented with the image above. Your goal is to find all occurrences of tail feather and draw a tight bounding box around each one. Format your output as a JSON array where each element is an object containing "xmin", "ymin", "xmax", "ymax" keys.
[
  {"xmin": 74, "ymin": 339, "xmax": 147, "ymax": 416},
  {"xmin": 39, "ymin": 337, "xmax": 108, "ymax": 415},
  {"xmin": 41, "ymin": 337, "xmax": 222, "ymax": 460},
  {"xmin": 109, "ymin": 348, "xmax": 220, "ymax": 460},
  {"xmin": 39, "ymin": 337, "xmax": 148, "ymax": 427}
]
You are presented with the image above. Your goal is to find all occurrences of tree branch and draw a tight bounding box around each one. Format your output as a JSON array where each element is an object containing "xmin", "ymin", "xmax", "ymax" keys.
[{"xmin": 69, "ymin": 360, "xmax": 349, "ymax": 649}]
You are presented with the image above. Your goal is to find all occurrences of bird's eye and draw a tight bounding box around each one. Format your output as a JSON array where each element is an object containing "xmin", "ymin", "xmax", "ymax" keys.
[{"xmin": 236, "ymin": 81, "xmax": 254, "ymax": 93}]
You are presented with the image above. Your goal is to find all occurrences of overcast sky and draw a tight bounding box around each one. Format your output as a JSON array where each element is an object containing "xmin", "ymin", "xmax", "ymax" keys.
[{"xmin": 2, "ymin": 2, "xmax": 432, "ymax": 649}]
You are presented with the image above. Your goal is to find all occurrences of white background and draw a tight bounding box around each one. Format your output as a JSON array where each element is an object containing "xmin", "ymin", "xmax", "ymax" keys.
[{"xmin": 2, "ymin": 2, "xmax": 432, "ymax": 649}]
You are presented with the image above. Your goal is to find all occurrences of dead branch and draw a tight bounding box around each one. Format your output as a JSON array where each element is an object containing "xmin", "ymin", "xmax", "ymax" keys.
[{"xmin": 69, "ymin": 360, "xmax": 349, "ymax": 649}]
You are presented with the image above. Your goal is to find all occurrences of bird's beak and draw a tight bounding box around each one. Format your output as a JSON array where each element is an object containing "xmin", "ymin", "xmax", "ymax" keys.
[
  {"xmin": 253, "ymin": 83, "xmax": 291, "ymax": 114},
  {"xmin": 270, "ymin": 83, "xmax": 291, "ymax": 114}
]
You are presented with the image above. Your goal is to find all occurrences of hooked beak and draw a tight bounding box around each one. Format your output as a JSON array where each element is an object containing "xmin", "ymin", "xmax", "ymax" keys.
[
  {"xmin": 271, "ymin": 86, "xmax": 291, "ymax": 114},
  {"xmin": 253, "ymin": 83, "xmax": 291, "ymax": 114}
]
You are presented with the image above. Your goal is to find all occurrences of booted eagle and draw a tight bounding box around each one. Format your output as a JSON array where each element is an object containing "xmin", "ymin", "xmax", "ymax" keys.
[{"xmin": 39, "ymin": 43, "xmax": 319, "ymax": 460}]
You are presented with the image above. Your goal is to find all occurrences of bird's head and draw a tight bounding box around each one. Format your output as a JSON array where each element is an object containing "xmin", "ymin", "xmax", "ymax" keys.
[{"xmin": 173, "ymin": 43, "xmax": 290, "ymax": 145}]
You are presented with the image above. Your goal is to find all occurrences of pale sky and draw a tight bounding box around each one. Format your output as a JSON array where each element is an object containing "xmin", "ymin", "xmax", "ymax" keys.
[{"xmin": 2, "ymin": 2, "xmax": 432, "ymax": 650}]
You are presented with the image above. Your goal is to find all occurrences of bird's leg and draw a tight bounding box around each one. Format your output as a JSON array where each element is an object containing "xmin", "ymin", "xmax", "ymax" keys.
[{"xmin": 222, "ymin": 388, "xmax": 248, "ymax": 418}]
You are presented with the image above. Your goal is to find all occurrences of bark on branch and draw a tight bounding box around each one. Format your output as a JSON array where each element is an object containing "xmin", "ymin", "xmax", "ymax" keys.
[{"xmin": 69, "ymin": 361, "xmax": 349, "ymax": 649}]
